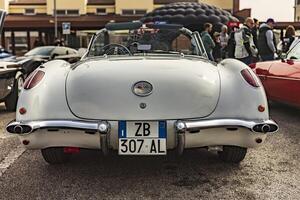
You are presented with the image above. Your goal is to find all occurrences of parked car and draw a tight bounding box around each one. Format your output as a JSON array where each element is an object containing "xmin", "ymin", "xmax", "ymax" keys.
[
  {"xmin": 250, "ymin": 38, "xmax": 300, "ymax": 107},
  {"xmin": 0, "ymin": 48, "xmax": 15, "ymax": 61},
  {"xmin": 16, "ymin": 46, "xmax": 79, "ymax": 63},
  {"xmin": 6, "ymin": 22, "xmax": 278, "ymax": 164}
]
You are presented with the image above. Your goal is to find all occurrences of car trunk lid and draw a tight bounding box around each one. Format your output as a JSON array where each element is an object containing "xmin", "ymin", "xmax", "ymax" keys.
[{"xmin": 66, "ymin": 57, "xmax": 220, "ymax": 120}]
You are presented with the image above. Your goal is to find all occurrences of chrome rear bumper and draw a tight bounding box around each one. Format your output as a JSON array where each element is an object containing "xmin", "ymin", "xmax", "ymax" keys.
[
  {"xmin": 6, "ymin": 118, "xmax": 279, "ymax": 153},
  {"xmin": 6, "ymin": 118, "xmax": 279, "ymax": 135}
]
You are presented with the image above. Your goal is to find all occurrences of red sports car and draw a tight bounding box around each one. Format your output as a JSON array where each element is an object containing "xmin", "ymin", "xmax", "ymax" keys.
[{"xmin": 250, "ymin": 40, "xmax": 300, "ymax": 107}]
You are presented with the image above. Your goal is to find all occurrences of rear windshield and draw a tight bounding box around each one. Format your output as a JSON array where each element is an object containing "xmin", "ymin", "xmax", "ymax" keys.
[{"xmin": 25, "ymin": 46, "xmax": 55, "ymax": 56}]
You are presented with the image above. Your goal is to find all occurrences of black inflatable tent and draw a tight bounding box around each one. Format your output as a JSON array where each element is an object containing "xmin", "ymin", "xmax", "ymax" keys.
[{"xmin": 140, "ymin": 2, "xmax": 239, "ymax": 32}]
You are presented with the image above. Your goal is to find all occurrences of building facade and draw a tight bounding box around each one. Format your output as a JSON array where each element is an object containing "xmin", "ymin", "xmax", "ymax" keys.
[{"xmin": 0, "ymin": 0, "xmax": 241, "ymax": 55}]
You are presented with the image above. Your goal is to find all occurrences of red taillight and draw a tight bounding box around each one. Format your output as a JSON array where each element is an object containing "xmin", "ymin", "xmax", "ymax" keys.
[
  {"xmin": 248, "ymin": 63, "xmax": 256, "ymax": 69},
  {"xmin": 241, "ymin": 68, "xmax": 260, "ymax": 87},
  {"xmin": 258, "ymin": 105, "xmax": 265, "ymax": 112},
  {"xmin": 24, "ymin": 70, "xmax": 45, "ymax": 90},
  {"xmin": 64, "ymin": 147, "xmax": 80, "ymax": 154},
  {"xmin": 19, "ymin": 107, "xmax": 27, "ymax": 115}
]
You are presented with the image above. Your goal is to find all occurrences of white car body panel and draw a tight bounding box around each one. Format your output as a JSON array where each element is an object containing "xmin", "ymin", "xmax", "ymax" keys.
[
  {"xmin": 17, "ymin": 58, "xmax": 268, "ymax": 122},
  {"xmin": 66, "ymin": 57, "xmax": 220, "ymax": 120}
]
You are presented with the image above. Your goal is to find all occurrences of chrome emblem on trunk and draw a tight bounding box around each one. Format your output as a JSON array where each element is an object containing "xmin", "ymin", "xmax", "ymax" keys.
[{"xmin": 132, "ymin": 81, "xmax": 153, "ymax": 97}]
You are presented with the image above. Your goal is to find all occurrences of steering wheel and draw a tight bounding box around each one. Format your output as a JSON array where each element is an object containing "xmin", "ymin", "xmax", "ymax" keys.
[{"xmin": 102, "ymin": 43, "xmax": 132, "ymax": 56}]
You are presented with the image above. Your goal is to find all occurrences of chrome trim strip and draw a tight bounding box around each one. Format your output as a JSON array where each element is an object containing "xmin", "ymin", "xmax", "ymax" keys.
[
  {"xmin": 6, "ymin": 118, "xmax": 279, "ymax": 135},
  {"xmin": 267, "ymin": 75, "xmax": 299, "ymax": 81},
  {"xmin": 7, "ymin": 120, "xmax": 100, "ymax": 134},
  {"xmin": 182, "ymin": 119, "xmax": 278, "ymax": 133}
]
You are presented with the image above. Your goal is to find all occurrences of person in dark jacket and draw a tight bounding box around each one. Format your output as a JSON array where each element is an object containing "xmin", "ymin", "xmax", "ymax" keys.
[
  {"xmin": 212, "ymin": 32, "xmax": 222, "ymax": 62},
  {"xmin": 257, "ymin": 18, "xmax": 277, "ymax": 61},
  {"xmin": 282, "ymin": 25, "xmax": 296, "ymax": 53},
  {"xmin": 227, "ymin": 26, "xmax": 239, "ymax": 58},
  {"xmin": 252, "ymin": 18, "xmax": 259, "ymax": 47}
]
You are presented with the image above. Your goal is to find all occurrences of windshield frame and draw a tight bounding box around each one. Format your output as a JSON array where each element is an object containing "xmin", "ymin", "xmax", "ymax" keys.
[{"xmin": 82, "ymin": 24, "xmax": 208, "ymax": 60}]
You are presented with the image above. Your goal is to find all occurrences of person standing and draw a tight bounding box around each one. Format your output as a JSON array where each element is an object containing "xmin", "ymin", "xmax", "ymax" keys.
[
  {"xmin": 212, "ymin": 32, "xmax": 222, "ymax": 62},
  {"xmin": 252, "ymin": 18, "xmax": 259, "ymax": 47},
  {"xmin": 201, "ymin": 23, "xmax": 215, "ymax": 61},
  {"xmin": 227, "ymin": 26, "xmax": 239, "ymax": 58},
  {"xmin": 60, "ymin": 38, "xmax": 65, "ymax": 46},
  {"xmin": 33, "ymin": 38, "xmax": 44, "ymax": 48},
  {"xmin": 234, "ymin": 17, "xmax": 258, "ymax": 65},
  {"xmin": 257, "ymin": 18, "xmax": 277, "ymax": 61},
  {"xmin": 282, "ymin": 25, "xmax": 296, "ymax": 53},
  {"xmin": 220, "ymin": 25, "xmax": 229, "ymax": 59},
  {"xmin": 54, "ymin": 38, "xmax": 61, "ymax": 46}
]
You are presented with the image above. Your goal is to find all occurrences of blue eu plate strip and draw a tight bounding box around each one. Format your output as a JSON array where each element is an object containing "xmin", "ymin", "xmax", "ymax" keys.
[
  {"xmin": 159, "ymin": 121, "xmax": 167, "ymax": 138},
  {"xmin": 118, "ymin": 121, "xmax": 127, "ymax": 138}
]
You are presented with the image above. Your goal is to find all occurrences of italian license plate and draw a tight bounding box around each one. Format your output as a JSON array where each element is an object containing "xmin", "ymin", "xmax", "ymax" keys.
[{"xmin": 118, "ymin": 121, "xmax": 167, "ymax": 155}]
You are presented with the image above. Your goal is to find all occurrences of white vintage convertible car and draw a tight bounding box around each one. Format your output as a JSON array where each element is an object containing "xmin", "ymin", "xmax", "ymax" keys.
[{"xmin": 7, "ymin": 22, "xmax": 278, "ymax": 164}]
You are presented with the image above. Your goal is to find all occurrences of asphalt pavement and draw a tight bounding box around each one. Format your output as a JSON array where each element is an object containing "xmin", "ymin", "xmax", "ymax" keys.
[{"xmin": 0, "ymin": 103, "xmax": 299, "ymax": 200}]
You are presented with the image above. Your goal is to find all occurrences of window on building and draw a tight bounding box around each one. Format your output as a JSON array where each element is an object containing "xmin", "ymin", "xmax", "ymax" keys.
[
  {"xmin": 24, "ymin": 8, "xmax": 35, "ymax": 15},
  {"xmin": 135, "ymin": 9, "xmax": 147, "ymax": 15},
  {"xmin": 67, "ymin": 10, "xmax": 79, "ymax": 16},
  {"xmin": 96, "ymin": 8, "xmax": 107, "ymax": 15},
  {"xmin": 56, "ymin": 10, "xmax": 66, "ymax": 16},
  {"xmin": 56, "ymin": 10, "xmax": 79, "ymax": 16},
  {"xmin": 122, "ymin": 9, "xmax": 134, "ymax": 15},
  {"xmin": 121, "ymin": 9, "xmax": 147, "ymax": 16}
]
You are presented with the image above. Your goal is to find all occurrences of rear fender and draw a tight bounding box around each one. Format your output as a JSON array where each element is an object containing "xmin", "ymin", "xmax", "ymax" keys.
[
  {"xmin": 210, "ymin": 58, "xmax": 269, "ymax": 120},
  {"xmin": 16, "ymin": 60, "xmax": 76, "ymax": 121}
]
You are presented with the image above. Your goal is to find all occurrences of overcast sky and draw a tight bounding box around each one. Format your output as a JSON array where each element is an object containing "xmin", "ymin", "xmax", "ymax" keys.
[{"xmin": 240, "ymin": 0, "xmax": 294, "ymax": 21}]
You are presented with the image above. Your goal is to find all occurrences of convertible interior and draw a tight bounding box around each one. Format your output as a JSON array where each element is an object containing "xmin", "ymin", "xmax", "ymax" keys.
[{"xmin": 87, "ymin": 22, "xmax": 206, "ymax": 58}]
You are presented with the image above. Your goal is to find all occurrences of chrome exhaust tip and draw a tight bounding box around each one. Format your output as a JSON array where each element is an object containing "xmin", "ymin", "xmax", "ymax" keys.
[
  {"xmin": 252, "ymin": 123, "xmax": 278, "ymax": 134},
  {"xmin": 6, "ymin": 123, "xmax": 33, "ymax": 134},
  {"xmin": 261, "ymin": 124, "xmax": 271, "ymax": 133},
  {"xmin": 14, "ymin": 125, "xmax": 23, "ymax": 134}
]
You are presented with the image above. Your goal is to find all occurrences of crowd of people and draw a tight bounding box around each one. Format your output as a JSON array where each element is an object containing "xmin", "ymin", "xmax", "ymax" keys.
[{"xmin": 201, "ymin": 17, "xmax": 297, "ymax": 65}]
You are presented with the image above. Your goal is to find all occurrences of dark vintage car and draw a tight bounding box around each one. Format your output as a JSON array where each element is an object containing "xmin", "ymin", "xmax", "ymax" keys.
[
  {"xmin": 15, "ymin": 46, "xmax": 79, "ymax": 63},
  {"xmin": 0, "ymin": 46, "xmax": 80, "ymax": 111},
  {"xmin": 250, "ymin": 39, "xmax": 300, "ymax": 107}
]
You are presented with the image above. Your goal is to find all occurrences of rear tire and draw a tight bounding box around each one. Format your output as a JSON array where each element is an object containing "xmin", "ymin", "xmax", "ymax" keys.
[
  {"xmin": 5, "ymin": 75, "xmax": 24, "ymax": 111},
  {"xmin": 41, "ymin": 147, "xmax": 70, "ymax": 164},
  {"xmin": 218, "ymin": 146, "xmax": 247, "ymax": 163}
]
